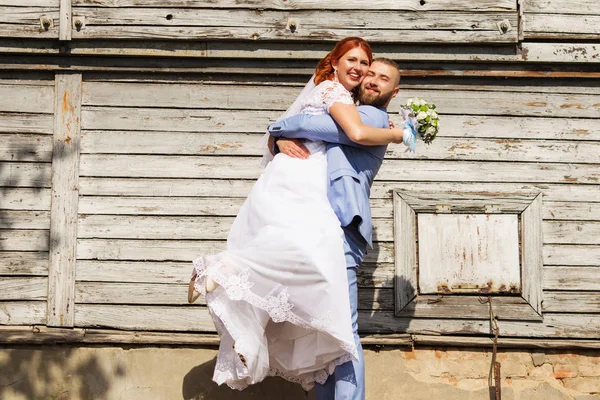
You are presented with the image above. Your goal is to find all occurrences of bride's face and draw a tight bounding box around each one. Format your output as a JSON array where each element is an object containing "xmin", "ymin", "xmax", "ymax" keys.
[{"xmin": 333, "ymin": 47, "xmax": 370, "ymax": 91}]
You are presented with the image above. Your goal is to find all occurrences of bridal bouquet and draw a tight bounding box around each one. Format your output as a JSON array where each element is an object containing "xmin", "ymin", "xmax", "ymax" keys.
[{"xmin": 401, "ymin": 98, "xmax": 440, "ymax": 152}]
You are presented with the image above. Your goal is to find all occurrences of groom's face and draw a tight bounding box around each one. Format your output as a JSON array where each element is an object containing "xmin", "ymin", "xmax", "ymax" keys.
[{"xmin": 357, "ymin": 62, "xmax": 400, "ymax": 108}]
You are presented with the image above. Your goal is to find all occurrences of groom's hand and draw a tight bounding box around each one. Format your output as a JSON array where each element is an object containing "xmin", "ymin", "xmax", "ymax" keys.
[{"xmin": 277, "ymin": 138, "xmax": 310, "ymax": 159}]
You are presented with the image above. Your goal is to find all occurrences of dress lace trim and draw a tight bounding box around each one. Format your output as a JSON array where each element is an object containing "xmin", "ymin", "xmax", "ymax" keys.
[
  {"xmin": 301, "ymin": 80, "xmax": 355, "ymax": 116},
  {"xmin": 192, "ymin": 256, "xmax": 359, "ymax": 391}
]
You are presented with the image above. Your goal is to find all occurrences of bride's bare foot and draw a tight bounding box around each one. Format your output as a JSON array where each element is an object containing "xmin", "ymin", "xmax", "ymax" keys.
[
  {"xmin": 187, "ymin": 276, "xmax": 200, "ymax": 304},
  {"xmin": 206, "ymin": 277, "xmax": 219, "ymax": 293}
]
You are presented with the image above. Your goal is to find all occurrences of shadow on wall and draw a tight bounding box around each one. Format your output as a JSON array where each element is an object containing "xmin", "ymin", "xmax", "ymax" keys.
[
  {"xmin": 0, "ymin": 143, "xmax": 60, "ymax": 251},
  {"xmin": 182, "ymin": 357, "xmax": 314, "ymax": 400},
  {"xmin": 359, "ymin": 226, "xmax": 416, "ymax": 333},
  {"xmin": 0, "ymin": 345, "xmax": 125, "ymax": 400}
]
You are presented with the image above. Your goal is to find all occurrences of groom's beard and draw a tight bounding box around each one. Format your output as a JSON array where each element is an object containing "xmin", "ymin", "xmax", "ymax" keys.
[{"xmin": 357, "ymin": 85, "xmax": 392, "ymax": 108}]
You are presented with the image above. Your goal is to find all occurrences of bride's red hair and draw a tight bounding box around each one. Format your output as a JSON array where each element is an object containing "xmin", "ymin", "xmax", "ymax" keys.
[{"xmin": 314, "ymin": 37, "xmax": 373, "ymax": 86}]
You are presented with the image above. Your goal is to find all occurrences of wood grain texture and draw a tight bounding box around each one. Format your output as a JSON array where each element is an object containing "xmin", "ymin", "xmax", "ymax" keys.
[
  {"xmin": 0, "ymin": 302, "xmax": 46, "ymax": 325},
  {"xmin": 71, "ymin": 0, "xmax": 517, "ymax": 12},
  {"xmin": 47, "ymin": 73, "xmax": 82, "ymax": 327},
  {"xmin": 0, "ymin": 252, "xmax": 49, "ymax": 276},
  {"xmin": 521, "ymin": 194, "xmax": 544, "ymax": 316},
  {"xmin": 77, "ymin": 154, "xmax": 600, "ymax": 184},
  {"xmin": 544, "ymin": 267, "xmax": 600, "ymax": 291}
]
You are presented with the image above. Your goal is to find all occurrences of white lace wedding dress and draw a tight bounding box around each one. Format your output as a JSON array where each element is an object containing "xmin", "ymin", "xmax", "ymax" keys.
[{"xmin": 192, "ymin": 80, "xmax": 358, "ymax": 390}]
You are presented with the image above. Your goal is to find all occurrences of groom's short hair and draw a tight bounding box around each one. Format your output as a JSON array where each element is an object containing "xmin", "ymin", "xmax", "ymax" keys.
[{"xmin": 372, "ymin": 58, "xmax": 400, "ymax": 87}]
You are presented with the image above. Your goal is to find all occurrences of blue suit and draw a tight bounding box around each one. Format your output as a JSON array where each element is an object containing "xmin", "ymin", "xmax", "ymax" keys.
[{"xmin": 268, "ymin": 105, "xmax": 389, "ymax": 400}]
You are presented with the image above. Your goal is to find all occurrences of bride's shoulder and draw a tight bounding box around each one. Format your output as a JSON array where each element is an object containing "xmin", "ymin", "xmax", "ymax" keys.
[
  {"xmin": 313, "ymin": 79, "xmax": 346, "ymax": 92},
  {"xmin": 311, "ymin": 80, "xmax": 352, "ymax": 101}
]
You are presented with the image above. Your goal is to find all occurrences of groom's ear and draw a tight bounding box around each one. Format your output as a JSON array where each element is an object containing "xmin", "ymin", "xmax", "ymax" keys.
[{"xmin": 391, "ymin": 86, "xmax": 400, "ymax": 99}]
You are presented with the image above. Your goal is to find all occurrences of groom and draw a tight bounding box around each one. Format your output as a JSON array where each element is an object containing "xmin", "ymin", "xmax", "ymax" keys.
[{"xmin": 268, "ymin": 58, "xmax": 402, "ymax": 400}]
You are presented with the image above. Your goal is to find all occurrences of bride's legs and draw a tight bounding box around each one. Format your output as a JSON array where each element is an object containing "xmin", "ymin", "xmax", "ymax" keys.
[
  {"xmin": 206, "ymin": 277, "xmax": 219, "ymax": 293},
  {"xmin": 188, "ymin": 255, "xmax": 220, "ymax": 303}
]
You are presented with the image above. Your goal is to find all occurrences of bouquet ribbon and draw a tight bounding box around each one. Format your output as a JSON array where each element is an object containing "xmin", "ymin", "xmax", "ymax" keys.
[{"xmin": 402, "ymin": 117, "xmax": 418, "ymax": 153}]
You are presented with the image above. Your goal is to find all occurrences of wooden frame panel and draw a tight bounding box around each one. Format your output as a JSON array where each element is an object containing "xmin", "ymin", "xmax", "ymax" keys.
[{"xmin": 394, "ymin": 189, "xmax": 544, "ymax": 322}]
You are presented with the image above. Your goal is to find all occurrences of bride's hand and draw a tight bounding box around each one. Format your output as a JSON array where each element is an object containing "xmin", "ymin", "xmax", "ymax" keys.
[
  {"xmin": 277, "ymin": 138, "xmax": 310, "ymax": 159},
  {"xmin": 391, "ymin": 127, "xmax": 405, "ymax": 144}
]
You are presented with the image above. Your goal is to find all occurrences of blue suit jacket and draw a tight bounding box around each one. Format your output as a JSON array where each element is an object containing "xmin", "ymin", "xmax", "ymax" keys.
[{"xmin": 268, "ymin": 105, "xmax": 388, "ymax": 248}]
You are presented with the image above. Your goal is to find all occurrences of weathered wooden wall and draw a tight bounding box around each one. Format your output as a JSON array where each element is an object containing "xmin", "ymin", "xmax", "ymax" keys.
[{"xmin": 0, "ymin": 0, "xmax": 599, "ymax": 344}]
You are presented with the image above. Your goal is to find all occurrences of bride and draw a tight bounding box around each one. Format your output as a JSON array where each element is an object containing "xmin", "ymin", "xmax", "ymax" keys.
[{"xmin": 189, "ymin": 37, "xmax": 405, "ymax": 390}]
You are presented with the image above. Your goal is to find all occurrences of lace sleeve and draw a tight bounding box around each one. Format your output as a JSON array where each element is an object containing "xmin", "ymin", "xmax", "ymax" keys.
[{"xmin": 320, "ymin": 81, "xmax": 355, "ymax": 112}]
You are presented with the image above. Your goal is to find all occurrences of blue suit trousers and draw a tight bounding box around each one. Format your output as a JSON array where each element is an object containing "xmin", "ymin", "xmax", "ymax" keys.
[{"xmin": 315, "ymin": 225, "xmax": 367, "ymax": 400}]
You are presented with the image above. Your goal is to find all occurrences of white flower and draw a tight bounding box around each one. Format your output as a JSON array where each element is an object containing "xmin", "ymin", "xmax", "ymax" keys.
[
  {"xmin": 406, "ymin": 98, "xmax": 414, "ymax": 106},
  {"xmin": 419, "ymin": 99, "xmax": 427, "ymax": 106},
  {"xmin": 426, "ymin": 126, "xmax": 437, "ymax": 135},
  {"xmin": 416, "ymin": 111, "xmax": 427, "ymax": 121}
]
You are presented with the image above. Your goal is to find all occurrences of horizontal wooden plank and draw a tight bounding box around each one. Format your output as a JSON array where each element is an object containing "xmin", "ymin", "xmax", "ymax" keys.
[
  {"xmin": 77, "ymin": 178, "xmax": 600, "ymax": 205},
  {"xmin": 79, "ymin": 114, "xmax": 600, "ymax": 143},
  {"xmin": 76, "ymin": 238, "xmax": 394, "ymax": 263},
  {"xmin": 74, "ymin": 304, "xmax": 215, "ymax": 331},
  {"xmin": 0, "ymin": 210, "xmax": 50, "ymax": 230},
  {"xmin": 544, "ymin": 221, "xmax": 600, "ymax": 245},
  {"xmin": 207, "ymin": 41, "xmax": 600, "ymax": 64},
  {"xmin": 0, "ymin": 112, "xmax": 53, "ymax": 134},
  {"xmin": 394, "ymin": 138, "xmax": 600, "ymax": 164},
  {"xmin": 0, "ymin": 277, "xmax": 47, "ymax": 300},
  {"xmin": 80, "ymin": 108, "xmax": 276, "ymax": 132},
  {"xmin": 0, "ymin": 252, "xmax": 48, "ymax": 275},
  {"xmin": 0, "ymin": 326, "xmax": 220, "ymax": 345},
  {"xmin": 80, "ymin": 131, "xmax": 264, "ymax": 155},
  {"xmin": 75, "ymin": 281, "xmax": 200, "ymax": 305},
  {"xmin": 525, "ymin": 14, "xmax": 600, "ymax": 40},
  {"xmin": 0, "ymin": 134, "xmax": 53, "ymax": 162},
  {"xmin": 76, "ymin": 260, "xmax": 191, "ymax": 283},
  {"xmin": 5, "ymin": 326, "xmax": 600, "ymax": 348},
  {"xmin": 2, "ymin": 40, "xmax": 597, "ymax": 64},
  {"xmin": 73, "ymin": 25, "xmax": 517, "ymax": 43},
  {"xmin": 76, "ymin": 8, "xmax": 516, "ymax": 31},
  {"xmin": 71, "ymin": 0, "xmax": 517, "ymax": 12},
  {"xmin": 77, "ymin": 195, "xmax": 388, "ymax": 219},
  {"xmin": 0, "ymin": 84, "xmax": 53, "ymax": 113},
  {"xmin": 543, "ymin": 292, "xmax": 600, "ymax": 313},
  {"xmin": 544, "ymin": 245, "xmax": 600, "ymax": 266},
  {"xmin": 77, "ymin": 214, "xmax": 393, "ymax": 241},
  {"xmin": 71, "ymin": 8, "xmax": 517, "ymax": 44},
  {"xmin": 78, "ymin": 196, "xmax": 246, "ymax": 216},
  {"xmin": 0, "ymin": 1, "xmax": 57, "ymax": 6},
  {"xmin": 525, "ymin": 0, "xmax": 599, "ymax": 14},
  {"xmin": 398, "ymin": 295, "xmax": 541, "ymax": 321},
  {"xmin": 411, "ymin": 335, "xmax": 600, "ymax": 349},
  {"xmin": 0, "ymin": 24, "xmax": 59, "ymax": 39},
  {"xmin": 75, "ymin": 260, "xmax": 395, "ymax": 288},
  {"xmin": 358, "ymin": 312, "xmax": 600, "ymax": 337},
  {"xmin": 398, "ymin": 189, "xmax": 537, "ymax": 213},
  {"xmin": 78, "ymin": 196, "xmax": 600, "ymax": 222},
  {"xmin": 0, "ymin": 162, "xmax": 51, "ymax": 187},
  {"xmin": 80, "ymin": 130, "xmax": 600, "ymax": 164},
  {"xmin": 77, "ymin": 215, "xmax": 233, "ymax": 240},
  {"xmin": 0, "ymin": 7, "xmax": 59, "ymax": 24},
  {"xmin": 544, "ymin": 267, "xmax": 600, "ymax": 291},
  {"xmin": 78, "ymin": 155, "xmax": 600, "ymax": 184},
  {"xmin": 82, "ymin": 85, "xmax": 600, "ymax": 117},
  {"xmin": 75, "ymin": 282, "xmax": 392, "ymax": 310},
  {"xmin": 544, "ymin": 202, "xmax": 600, "ymax": 221},
  {"xmin": 0, "ymin": 229, "xmax": 48, "ymax": 251},
  {"xmin": 0, "ymin": 301, "xmax": 46, "ymax": 325},
  {"xmin": 75, "ymin": 306, "xmax": 600, "ymax": 336},
  {"xmin": 0, "ymin": 188, "xmax": 51, "ymax": 210}
]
